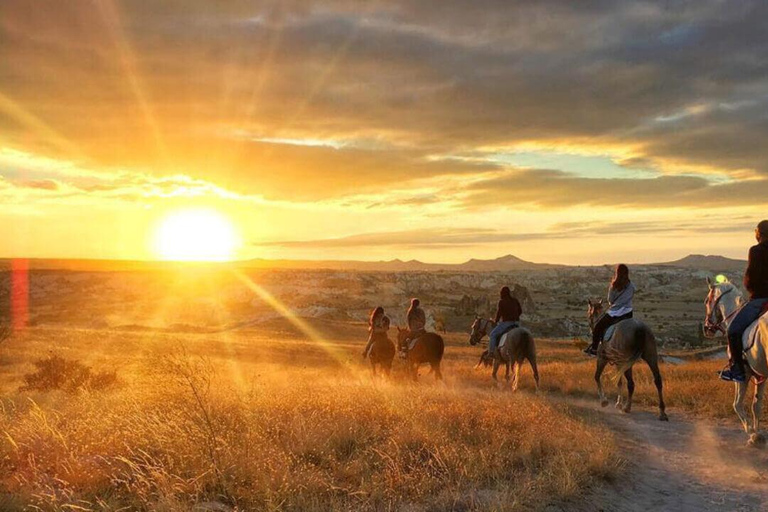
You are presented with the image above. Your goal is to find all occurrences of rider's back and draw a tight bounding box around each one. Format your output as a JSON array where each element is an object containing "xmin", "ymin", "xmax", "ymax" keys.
[{"xmin": 745, "ymin": 240, "xmax": 768, "ymax": 300}]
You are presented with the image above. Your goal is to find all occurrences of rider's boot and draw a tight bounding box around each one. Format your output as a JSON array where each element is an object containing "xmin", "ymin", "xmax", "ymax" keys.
[
  {"xmin": 719, "ymin": 362, "xmax": 746, "ymax": 383},
  {"xmin": 583, "ymin": 342, "xmax": 598, "ymax": 356}
]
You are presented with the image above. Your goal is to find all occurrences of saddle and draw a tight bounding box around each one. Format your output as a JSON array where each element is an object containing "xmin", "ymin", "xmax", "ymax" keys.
[
  {"xmin": 603, "ymin": 324, "xmax": 618, "ymax": 342},
  {"xmin": 742, "ymin": 311, "xmax": 768, "ymax": 382},
  {"xmin": 497, "ymin": 323, "xmax": 519, "ymax": 350}
]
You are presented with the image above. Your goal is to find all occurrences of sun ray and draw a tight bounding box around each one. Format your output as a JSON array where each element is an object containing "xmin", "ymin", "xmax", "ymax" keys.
[
  {"xmin": 0, "ymin": 91, "xmax": 85, "ymax": 159},
  {"xmin": 232, "ymin": 270, "xmax": 352, "ymax": 368},
  {"xmin": 94, "ymin": 0, "xmax": 168, "ymax": 163}
]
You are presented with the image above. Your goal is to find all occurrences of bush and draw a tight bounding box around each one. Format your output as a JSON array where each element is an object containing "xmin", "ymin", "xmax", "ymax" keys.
[{"xmin": 20, "ymin": 354, "xmax": 118, "ymax": 393}]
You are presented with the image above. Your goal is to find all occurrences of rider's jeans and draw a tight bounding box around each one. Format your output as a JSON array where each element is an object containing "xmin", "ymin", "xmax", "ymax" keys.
[
  {"xmin": 727, "ymin": 298, "xmax": 768, "ymax": 369},
  {"xmin": 489, "ymin": 321, "xmax": 517, "ymax": 355}
]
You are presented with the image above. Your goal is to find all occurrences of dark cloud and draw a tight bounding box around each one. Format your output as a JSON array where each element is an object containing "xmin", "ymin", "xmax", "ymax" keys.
[
  {"xmin": 2, "ymin": 0, "xmax": 768, "ymax": 199},
  {"xmin": 462, "ymin": 169, "xmax": 768, "ymax": 209}
]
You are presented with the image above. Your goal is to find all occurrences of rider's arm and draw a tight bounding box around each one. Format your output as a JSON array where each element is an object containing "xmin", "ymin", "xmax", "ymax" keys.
[
  {"xmin": 744, "ymin": 245, "xmax": 758, "ymax": 295},
  {"xmin": 493, "ymin": 300, "xmax": 502, "ymax": 323}
]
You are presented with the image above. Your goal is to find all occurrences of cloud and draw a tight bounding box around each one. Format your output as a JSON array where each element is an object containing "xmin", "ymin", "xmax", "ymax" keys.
[
  {"xmin": 461, "ymin": 168, "xmax": 768, "ymax": 209},
  {"xmin": 258, "ymin": 218, "xmax": 756, "ymax": 250},
  {"xmin": 2, "ymin": 0, "xmax": 768, "ymax": 203}
]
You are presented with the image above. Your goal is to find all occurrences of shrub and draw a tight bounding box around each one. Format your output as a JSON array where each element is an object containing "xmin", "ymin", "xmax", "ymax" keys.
[{"xmin": 20, "ymin": 354, "xmax": 118, "ymax": 393}]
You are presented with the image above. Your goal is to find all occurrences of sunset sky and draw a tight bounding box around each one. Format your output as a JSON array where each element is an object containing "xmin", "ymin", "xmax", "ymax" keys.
[{"xmin": 1, "ymin": 1, "xmax": 767, "ymax": 264}]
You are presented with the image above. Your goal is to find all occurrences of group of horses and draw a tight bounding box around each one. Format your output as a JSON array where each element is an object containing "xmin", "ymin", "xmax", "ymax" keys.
[{"xmin": 367, "ymin": 280, "xmax": 768, "ymax": 445}]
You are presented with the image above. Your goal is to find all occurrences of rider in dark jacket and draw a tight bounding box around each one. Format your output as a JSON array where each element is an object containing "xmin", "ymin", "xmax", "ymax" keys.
[
  {"xmin": 720, "ymin": 220, "xmax": 768, "ymax": 382},
  {"xmin": 488, "ymin": 286, "xmax": 522, "ymax": 357},
  {"xmin": 406, "ymin": 298, "xmax": 426, "ymax": 340}
]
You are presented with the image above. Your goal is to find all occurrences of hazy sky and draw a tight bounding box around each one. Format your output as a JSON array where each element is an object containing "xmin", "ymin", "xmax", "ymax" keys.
[{"xmin": 1, "ymin": 1, "xmax": 767, "ymax": 264}]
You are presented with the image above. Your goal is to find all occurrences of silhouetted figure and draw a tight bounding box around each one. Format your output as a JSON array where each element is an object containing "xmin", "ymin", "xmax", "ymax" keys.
[
  {"xmin": 720, "ymin": 220, "xmax": 768, "ymax": 382},
  {"xmin": 406, "ymin": 298, "xmax": 426, "ymax": 341}
]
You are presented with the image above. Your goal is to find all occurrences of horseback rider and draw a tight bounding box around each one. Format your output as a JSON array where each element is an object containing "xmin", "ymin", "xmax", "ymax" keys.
[
  {"xmin": 488, "ymin": 286, "xmax": 522, "ymax": 358},
  {"xmin": 584, "ymin": 264, "xmax": 635, "ymax": 356},
  {"xmin": 362, "ymin": 306, "xmax": 389, "ymax": 358},
  {"xmin": 719, "ymin": 220, "xmax": 768, "ymax": 382},
  {"xmin": 406, "ymin": 298, "xmax": 426, "ymax": 342}
]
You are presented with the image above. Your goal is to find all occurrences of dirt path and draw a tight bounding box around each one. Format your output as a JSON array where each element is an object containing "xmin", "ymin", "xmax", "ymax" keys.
[{"xmin": 553, "ymin": 398, "xmax": 768, "ymax": 512}]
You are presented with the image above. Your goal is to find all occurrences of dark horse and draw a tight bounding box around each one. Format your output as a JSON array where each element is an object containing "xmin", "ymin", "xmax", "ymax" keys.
[
  {"xmin": 368, "ymin": 332, "xmax": 396, "ymax": 377},
  {"xmin": 587, "ymin": 299, "xmax": 668, "ymax": 421},
  {"xmin": 396, "ymin": 327, "xmax": 444, "ymax": 381}
]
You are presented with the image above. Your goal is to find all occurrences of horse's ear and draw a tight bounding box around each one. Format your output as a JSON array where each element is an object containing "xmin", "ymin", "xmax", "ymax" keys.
[
  {"xmin": 587, "ymin": 298, "xmax": 592, "ymax": 306},
  {"xmin": 706, "ymin": 276, "xmax": 712, "ymax": 288}
]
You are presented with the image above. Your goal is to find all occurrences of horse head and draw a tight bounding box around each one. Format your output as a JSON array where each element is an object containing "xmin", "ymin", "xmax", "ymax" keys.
[
  {"xmin": 703, "ymin": 278, "xmax": 742, "ymax": 338},
  {"xmin": 468, "ymin": 317, "xmax": 487, "ymax": 346},
  {"xmin": 396, "ymin": 326, "xmax": 410, "ymax": 351},
  {"xmin": 586, "ymin": 298, "xmax": 603, "ymax": 327}
]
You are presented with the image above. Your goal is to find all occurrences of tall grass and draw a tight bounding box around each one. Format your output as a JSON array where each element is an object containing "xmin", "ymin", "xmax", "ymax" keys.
[{"xmin": 0, "ymin": 330, "xmax": 620, "ymax": 511}]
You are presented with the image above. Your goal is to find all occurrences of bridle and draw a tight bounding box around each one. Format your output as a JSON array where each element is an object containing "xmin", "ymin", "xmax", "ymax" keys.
[
  {"xmin": 704, "ymin": 286, "xmax": 739, "ymax": 336},
  {"xmin": 469, "ymin": 318, "xmax": 492, "ymax": 346}
]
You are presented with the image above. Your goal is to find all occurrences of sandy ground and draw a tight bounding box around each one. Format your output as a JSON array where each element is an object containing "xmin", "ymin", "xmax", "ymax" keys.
[{"xmin": 552, "ymin": 397, "xmax": 768, "ymax": 512}]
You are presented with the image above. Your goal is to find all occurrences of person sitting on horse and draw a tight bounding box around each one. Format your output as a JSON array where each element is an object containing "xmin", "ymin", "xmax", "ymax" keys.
[
  {"xmin": 720, "ymin": 220, "xmax": 768, "ymax": 382},
  {"xmin": 584, "ymin": 264, "xmax": 635, "ymax": 356},
  {"xmin": 406, "ymin": 298, "xmax": 427, "ymax": 341},
  {"xmin": 362, "ymin": 306, "xmax": 388, "ymax": 358},
  {"xmin": 488, "ymin": 286, "xmax": 522, "ymax": 358}
]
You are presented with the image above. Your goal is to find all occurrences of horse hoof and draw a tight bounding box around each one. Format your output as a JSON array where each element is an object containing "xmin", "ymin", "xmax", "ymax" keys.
[
  {"xmin": 659, "ymin": 413, "xmax": 669, "ymax": 422},
  {"xmin": 748, "ymin": 433, "xmax": 765, "ymax": 447},
  {"xmin": 614, "ymin": 401, "xmax": 622, "ymax": 409},
  {"xmin": 622, "ymin": 406, "xmax": 631, "ymax": 414},
  {"xmin": 600, "ymin": 399, "xmax": 609, "ymax": 408}
]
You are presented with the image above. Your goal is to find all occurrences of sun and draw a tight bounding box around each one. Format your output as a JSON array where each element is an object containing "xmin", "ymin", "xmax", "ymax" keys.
[{"xmin": 153, "ymin": 209, "xmax": 240, "ymax": 261}]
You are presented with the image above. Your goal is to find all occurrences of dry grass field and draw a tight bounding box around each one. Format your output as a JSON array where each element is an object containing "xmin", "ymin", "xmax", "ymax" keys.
[
  {"xmin": 0, "ymin": 319, "xmax": 762, "ymax": 511},
  {"xmin": 0, "ymin": 321, "xmax": 620, "ymax": 512}
]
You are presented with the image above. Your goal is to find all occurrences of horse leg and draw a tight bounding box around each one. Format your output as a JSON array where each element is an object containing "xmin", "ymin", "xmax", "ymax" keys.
[
  {"xmin": 527, "ymin": 354, "xmax": 540, "ymax": 392},
  {"xmin": 623, "ymin": 368, "xmax": 635, "ymax": 414},
  {"xmin": 749, "ymin": 379, "xmax": 766, "ymax": 446},
  {"xmin": 595, "ymin": 358, "xmax": 609, "ymax": 407},
  {"xmin": 615, "ymin": 375, "xmax": 624, "ymax": 409},
  {"xmin": 492, "ymin": 359, "xmax": 500, "ymax": 388},
  {"xmin": 505, "ymin": 360, "xmax": 511, "ymax": 389},
  {"xmin": 513, "ymin": 362, "xmax": 522, "ymax": 392},
  {"xmin": 431, "ymin": 362, "xmax": 443, "ymax": 381},
  {"xmin": 734, "ymin": 379, "xmax": 751, "ymax": 436},
  {"xmin": 645, "ymin": 356, "xmax": 668, "ymax": 421}
]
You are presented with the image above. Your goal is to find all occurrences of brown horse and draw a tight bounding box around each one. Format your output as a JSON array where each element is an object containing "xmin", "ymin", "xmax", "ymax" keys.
[
  {"xmin": 587, "ymin": 300, "xmax": 668, "ymax": 421},
  {"xmin": 468, "ymin": 317, "xmax": 539, "ymax": 391},
  {"xmin": 396, "ymin": 327, "xmax": 444, "ymax": 381},
  {"xmin": 368, "ymin": 332, "xmax": 396, "ymax": 377}
]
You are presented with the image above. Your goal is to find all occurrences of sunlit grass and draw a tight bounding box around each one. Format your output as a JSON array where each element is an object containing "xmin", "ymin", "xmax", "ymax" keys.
[{"xmin": 0, "ymin": 327, "xmax": 620, "ymax": 511}]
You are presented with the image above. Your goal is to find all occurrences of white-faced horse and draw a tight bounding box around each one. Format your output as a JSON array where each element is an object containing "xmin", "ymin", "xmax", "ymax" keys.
[
  {"xmin": 704, "ymin": 277, "xmax": 768, "ymax": 445},
  {"xmin": 468, "ymin": 317, "xmax": 539, "ymax": 391}
]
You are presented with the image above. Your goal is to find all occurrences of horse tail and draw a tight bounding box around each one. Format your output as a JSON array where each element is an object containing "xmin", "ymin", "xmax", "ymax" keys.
[
  {"xmin": 434, "ymin": 334, "xmax": 445, "ymax": 361},
  {"xmin": 611, "ymin": 324, "xmax": 646, "ymax": 381}
]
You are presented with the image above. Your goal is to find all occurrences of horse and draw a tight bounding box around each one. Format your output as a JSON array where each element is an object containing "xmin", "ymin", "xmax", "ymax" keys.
[
  {"xmin": 703, "ymin": 277, "xmax": 768, "ymax": 446},
  {"xmin": 468, "ymin": 317, "xmax": 539, "ymax": 390},
  {"xmin": 587, "ymin": 299, "xmax": 668, "ymax": 421},
  {"xmin": 396, "ymin": 327, "xmax": 444, "ymax": 381},
  {"xmin": 367, "ymin": 332, "xmax": 396, "ymax": 377}
]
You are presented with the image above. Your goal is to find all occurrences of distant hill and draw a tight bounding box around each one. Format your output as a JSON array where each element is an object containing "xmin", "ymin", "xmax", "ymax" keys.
[
  {"xmin": 0, "ymin": 253, "xmax": 745, "ymax": 273},
  {"xmin": 653, "ymin": 254, "xmax": 747, "ymax": 273},
  {"xmin": 243, "ymin": 254, "xmax": 557, "ymax": 272}
]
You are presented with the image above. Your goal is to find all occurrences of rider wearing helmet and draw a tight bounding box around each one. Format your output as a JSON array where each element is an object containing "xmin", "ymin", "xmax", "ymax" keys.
[
  {"xmin": 720, "ymin": 220, "xmax": 768, "ymax": 382},
  {"xmin": 488, "ymin": 286, "xmax": 522, "ymax": 358},
  {"xmin": 585, "ymin": 264, "xmax": 635, "ymax": 356}
]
